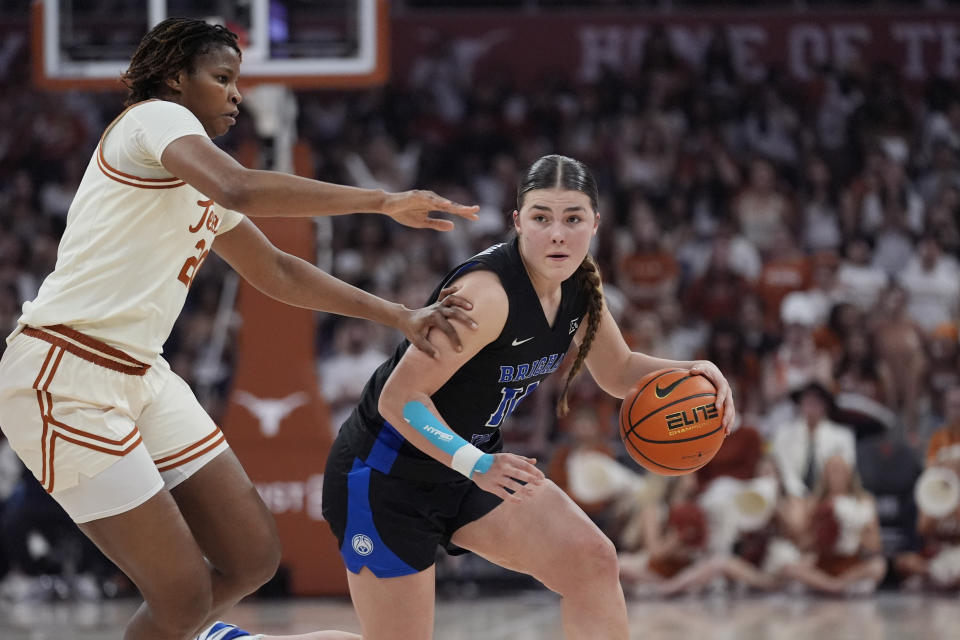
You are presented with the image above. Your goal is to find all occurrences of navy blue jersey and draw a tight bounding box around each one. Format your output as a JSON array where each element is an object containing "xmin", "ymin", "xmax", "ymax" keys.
[{"xmin": 338, "ymin": 237, "xmax": 590, "ymax": 482}]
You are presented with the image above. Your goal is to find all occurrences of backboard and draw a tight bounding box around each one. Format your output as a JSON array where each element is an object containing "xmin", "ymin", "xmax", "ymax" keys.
[{"xmin": 32, "ymin": 0, "xmax": 388, "ymax": 90}]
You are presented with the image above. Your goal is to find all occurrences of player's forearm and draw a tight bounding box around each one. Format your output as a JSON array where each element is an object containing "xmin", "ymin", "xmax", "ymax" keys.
[
  {"xmin": 632, "ymin": 353, "xmax": 701, "ymax": 377},
  {"xmin": 378, "ymin": 389, "xmax": 493, "ymax": 479},
  {"xmin": 227, "ymin": 169, "xmax": 389, "ymax": 217},
  {"xmin": 604, "ymin": 353, "xmax": 699, "ymax": 399},
  {"xmin": 378, "ymin": 392, "xmax": 455, "ymax": 467},
  {"xmin": 257, "ymin": 252, "xmax": 404, "ymax": 329}
]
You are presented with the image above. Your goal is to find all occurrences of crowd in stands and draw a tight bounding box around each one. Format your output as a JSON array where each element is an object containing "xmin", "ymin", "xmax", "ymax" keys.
[{"xmin": 1, "ymin": 6, "xmax": 960, "ymax": 602}]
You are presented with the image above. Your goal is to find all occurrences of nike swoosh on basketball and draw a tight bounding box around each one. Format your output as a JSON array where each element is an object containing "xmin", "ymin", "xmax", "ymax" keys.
[
  {"xmin": 511, "ymin": 337, "xmax": 534, "ymax": 346},
  {"xmin": 654, "ymin": 377, "xmax": 687, "ymax": 399}
]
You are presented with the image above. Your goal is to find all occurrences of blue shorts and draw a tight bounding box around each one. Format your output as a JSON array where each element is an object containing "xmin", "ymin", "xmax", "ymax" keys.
[{"xmin": 321, "ymin": 427, "xmax": 502, "ymax": 577}]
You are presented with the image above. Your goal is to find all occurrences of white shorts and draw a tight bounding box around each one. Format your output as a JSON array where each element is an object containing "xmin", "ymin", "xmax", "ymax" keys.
[{"xmin": 0, "ymin": 325, "xmax": 229, "ymax": 523}]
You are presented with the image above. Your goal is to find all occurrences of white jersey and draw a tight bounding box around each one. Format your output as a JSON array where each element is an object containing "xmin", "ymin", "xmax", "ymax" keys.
[{"xmin": 14, "ymin": 100, "xmax": 244, "ymax": 362}]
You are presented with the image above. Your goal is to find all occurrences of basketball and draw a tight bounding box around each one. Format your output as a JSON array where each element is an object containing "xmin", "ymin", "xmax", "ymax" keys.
[{"xmin": 619, "ymin": 368, "xmax": 725, "ymax": 476}]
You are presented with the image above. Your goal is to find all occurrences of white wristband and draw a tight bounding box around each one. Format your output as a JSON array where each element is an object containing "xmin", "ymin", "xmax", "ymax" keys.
[{"xmin": 451, "ymin": 444, "xmax": 486, "ymax": 478}]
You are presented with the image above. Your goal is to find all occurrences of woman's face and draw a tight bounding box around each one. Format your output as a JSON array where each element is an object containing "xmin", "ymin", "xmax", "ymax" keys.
[
  {"xmin": 168, "ymin": 44, "xmax": 242, "ymax": 138},
  {"xmin": 514, "ymin": 187, "xmax": 598, "ymax": 284}
]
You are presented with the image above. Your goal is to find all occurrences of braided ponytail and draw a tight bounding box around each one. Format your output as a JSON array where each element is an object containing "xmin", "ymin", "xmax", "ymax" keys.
[{"xmin": 557, "ymin": 254, "xmax": 604, "ymax": 416}]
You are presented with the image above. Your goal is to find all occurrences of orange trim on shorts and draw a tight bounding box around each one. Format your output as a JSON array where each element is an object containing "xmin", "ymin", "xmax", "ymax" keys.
[
  {"xmin": 45, "ymin": 325, "xmax": 145, "ymax": 365},
  {"xmin": 32, "ymin": 343, "xmax": 56, "ymax": 389},
  {"xmin": 47, "ymin": 435, "xmax": 57, "ymax": 494},
  {"xmin": 38, "ymin": 389, "xmax": 50, "ymax": 490},
  {"xmin": 155, "ymin": 428, "xmax": 226, "ymax": 473},
  {"xmin": 30, "ymin": 343, "xmax": 143, "ymax": 493},
  {"xmin": 48, "ymin": 412, "xmax": 142, "ymax": 447},
  {"xmin": 36, "ymin": 346, "xmax": 62, "ymax": 491},
  {"xmin": 23, "ymin": 325, "xmax": 149, "ymax": 376},
  {"xmin": 53, "ymin": 431, "xmax": 143, "ymax": 458}
]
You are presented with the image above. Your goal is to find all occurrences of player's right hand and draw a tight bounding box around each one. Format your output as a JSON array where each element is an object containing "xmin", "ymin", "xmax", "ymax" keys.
[
  {"xmin": 471, "ymin": 453, "xmax": 545, "ymax": 503},
  {"xmin": 381, "ymin": 189, "xmax": 480, "ymax": 231},
  {"xmin": 399, "ymin": 284, "xmax": 478, "ymax": 359}
]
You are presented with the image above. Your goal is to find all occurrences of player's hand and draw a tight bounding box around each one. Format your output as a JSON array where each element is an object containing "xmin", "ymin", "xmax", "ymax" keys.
[
  {"xmin": 688, "ymin": 360, "xmax": 736, "ymax": 435},
  {"xmin": 399, "ymin": 285, "xmax": 478, "ymax": 359},
  {"xmin": 471, "ymin": 453, "xmax": 545, "ymax": 503},
  {"xmin": 381, "ymin": 189, "xmax": 480, "ymax": 231}
]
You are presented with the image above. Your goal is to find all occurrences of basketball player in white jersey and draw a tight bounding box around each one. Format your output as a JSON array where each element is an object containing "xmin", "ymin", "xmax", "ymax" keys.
[{"xmin": 0, "ymin": 18, "xmax": 479, "ymax": 640}]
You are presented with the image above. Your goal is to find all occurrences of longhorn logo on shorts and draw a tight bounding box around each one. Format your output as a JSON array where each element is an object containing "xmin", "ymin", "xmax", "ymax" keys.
[{"xmin": 352, "ymin": 534, "xmax": 374, "ymax": 556}]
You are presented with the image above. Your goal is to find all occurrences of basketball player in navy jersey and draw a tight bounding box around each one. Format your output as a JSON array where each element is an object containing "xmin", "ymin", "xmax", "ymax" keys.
[{"xmin": 321, "ymin": 155, "xmax": 737, "ymax": 639}]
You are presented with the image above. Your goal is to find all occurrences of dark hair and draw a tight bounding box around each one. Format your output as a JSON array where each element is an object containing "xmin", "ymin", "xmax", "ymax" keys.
[
  {"xmin": 517, "ymin": 154, "xmax": 600, "ymax": 213},
  {"xmin": 121, "ymin": 18, "xmax": 241, "ymax": 107},
  {"xmin": 516, "ymin": 154, "xmax": 604, "ymax": 417}
]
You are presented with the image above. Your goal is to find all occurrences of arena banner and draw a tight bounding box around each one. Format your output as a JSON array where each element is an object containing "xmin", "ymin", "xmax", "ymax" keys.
[
  {"xmin": 391, "ymin": 10, "xmax": 960, "ymax": 85},
  {"xmin": 222, "ymin": 142, "xmax": 347, "ymax": 596}
]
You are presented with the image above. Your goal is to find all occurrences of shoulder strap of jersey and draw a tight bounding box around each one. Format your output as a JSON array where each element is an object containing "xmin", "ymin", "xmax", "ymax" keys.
[{"xmin": 423, "ymin": 241, "xmax": 513, "ymax": 305}]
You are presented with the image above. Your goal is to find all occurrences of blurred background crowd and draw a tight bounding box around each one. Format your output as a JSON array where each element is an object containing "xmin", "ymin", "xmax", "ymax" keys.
[{"xmin": 1, "ymin": 0, "xmax": 960, "ymax": 605}]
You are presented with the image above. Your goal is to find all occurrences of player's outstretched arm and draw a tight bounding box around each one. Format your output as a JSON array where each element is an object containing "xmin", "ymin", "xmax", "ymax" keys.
[
  {"xmin": 213, "ymin": 218, "xmax": 476, "ymax": 358},
  {"xmin": 160, "ymin": 135, "xmax": 479, "ymax": 228}
]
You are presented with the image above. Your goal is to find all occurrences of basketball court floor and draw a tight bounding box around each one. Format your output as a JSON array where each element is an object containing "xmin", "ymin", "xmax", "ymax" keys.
[{"xmin": 3, "ymin": 590, "xmax": 960, "ymax": 639}]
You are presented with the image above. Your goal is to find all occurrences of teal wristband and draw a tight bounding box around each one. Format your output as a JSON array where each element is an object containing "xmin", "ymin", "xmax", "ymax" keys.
[
  {"xmin": 473, "ymin": 453, "xmax": 494, "ymax": 475},
  {"xmin": 403, "ymin": 401, "xmax": 494, "ymax": 477}
]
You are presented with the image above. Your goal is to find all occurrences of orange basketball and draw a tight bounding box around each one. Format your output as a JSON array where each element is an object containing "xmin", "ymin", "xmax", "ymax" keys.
[{"xmin": 619, "ymin": 368, "xmax": 725, "ymax": 476}]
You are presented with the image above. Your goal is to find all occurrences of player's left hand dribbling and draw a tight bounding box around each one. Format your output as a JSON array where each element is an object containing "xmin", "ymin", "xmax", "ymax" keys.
[
  {"xmin": 382, "ymin": 190, "xmax": 480, "ymax": 231},
  {"xmin": 688, "ymin": 360, "xmax": 737, "ymax": 435}
]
